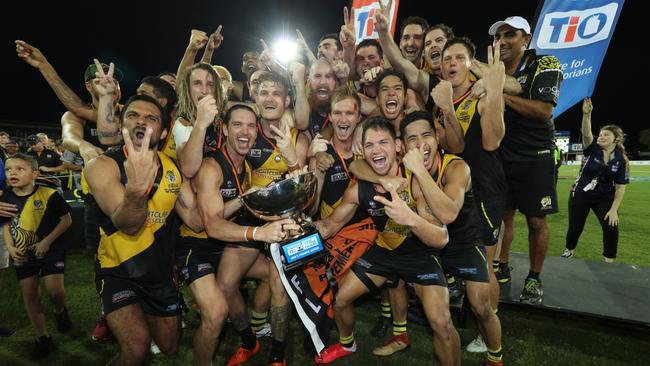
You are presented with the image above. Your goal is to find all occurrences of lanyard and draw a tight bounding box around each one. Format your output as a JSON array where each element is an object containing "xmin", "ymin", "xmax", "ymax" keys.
[{"xmin": 221, "ymin": 146, "xmax": 244, "ymax": 194}]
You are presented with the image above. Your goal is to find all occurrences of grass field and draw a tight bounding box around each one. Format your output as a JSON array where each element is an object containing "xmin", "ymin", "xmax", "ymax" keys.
[{"xmin": 0, "ymin": 165, "xmax": 648, "ymax": 365}]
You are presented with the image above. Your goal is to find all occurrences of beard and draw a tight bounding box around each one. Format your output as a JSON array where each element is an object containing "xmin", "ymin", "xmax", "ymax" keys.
[{"xmin": 307, "ymin": 85, "xmax": 331, "ymax": 115}]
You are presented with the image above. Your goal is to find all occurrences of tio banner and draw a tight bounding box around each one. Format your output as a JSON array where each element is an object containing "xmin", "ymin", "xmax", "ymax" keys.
[
  {"xmin": 352, "ymin": 0, "xmax": 400, "ymax": 44},
  {"xmin": 531, "ymin": 0, "xmax": 624, "ymax": 117}
]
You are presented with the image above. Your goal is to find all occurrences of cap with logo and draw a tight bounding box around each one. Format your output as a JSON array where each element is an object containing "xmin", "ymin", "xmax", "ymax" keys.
[
  {"xmin": 26, "ymin": 135, "xmax": 40, "ymax": 145},
  {"xmin": 488, "ymin": 16, "xmax": 531, "ymax": 36},
  {"xmin": 84, "ymin": 62, "xmax": 124, "ymax": 83}
]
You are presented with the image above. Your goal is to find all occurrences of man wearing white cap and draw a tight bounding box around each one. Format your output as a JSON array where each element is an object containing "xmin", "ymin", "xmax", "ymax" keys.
[{"xmin": 488, "ymin": 16, "xmax": 563, "ymax": 305}]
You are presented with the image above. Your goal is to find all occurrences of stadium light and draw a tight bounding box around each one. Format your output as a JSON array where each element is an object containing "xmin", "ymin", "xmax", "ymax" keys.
[{"xmin": 273, "ymin": 38, "xmax": 297, "ymax": 65}]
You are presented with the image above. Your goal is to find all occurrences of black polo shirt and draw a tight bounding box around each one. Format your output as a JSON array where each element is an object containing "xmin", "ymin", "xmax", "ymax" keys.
[
  {"xmin": 28, "ymin": 148, "xmax": 62, "ymax": 168},
  {"xmin": 573, "ymin": 142, "xmax": 629, "ymax": 197},
  {"xmin": 501, "ymin": 49, "xmax": 563, "ymax": 162}
]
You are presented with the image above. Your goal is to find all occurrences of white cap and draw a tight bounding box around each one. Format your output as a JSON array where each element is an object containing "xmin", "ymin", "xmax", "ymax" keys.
[{"xmin": 488, "ymin": 16, "xmax": 531, "ymax": 36}]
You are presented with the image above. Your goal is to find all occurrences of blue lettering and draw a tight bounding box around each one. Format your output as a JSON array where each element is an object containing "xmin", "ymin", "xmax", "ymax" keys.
[{"xmin": 549, "ymin": 17, "xmax": 570, "ymax": 43}]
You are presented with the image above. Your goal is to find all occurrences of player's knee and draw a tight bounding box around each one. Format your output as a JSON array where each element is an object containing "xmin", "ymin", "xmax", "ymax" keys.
[
  {"xmin": 47, "ymin": 289, "xmax": 65, "ymax": 304},
  {"xmin": 470, "ymin": 298, "xmax": 494, "ymax": 323},
  {"xmin": 123, "ymin": 337, "xmax": 151, "ymax": 362},
  {"xmin": 201, "ymin": 303, "xmax": 229, "ymax": 332},
  {"xmin": 527, "ymin": 216, "xmax": 547, "ymax": 232},
  {"xmin": 427, "ymin": 311, "xmax": 454, "ymax": 340}
]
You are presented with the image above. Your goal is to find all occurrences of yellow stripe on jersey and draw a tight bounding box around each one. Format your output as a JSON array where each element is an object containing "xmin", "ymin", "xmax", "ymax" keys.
[
  {"xmin": 97, "ymin": 152, "xmax": 181, "ymax": 269},
  {"xmin": 251, "ymin": 128, "xmax": 299, "ymax": 187},
  {"xmin": 375, "ymin": 170, "xmax": 417, "ymax": 251},
  {"xmin": 10, "ymin": 187, "xmax": 58, "ymax": 252},
  {"xmin": 454, "ymin": 96, "xmax": 478, "ymax": 136}
]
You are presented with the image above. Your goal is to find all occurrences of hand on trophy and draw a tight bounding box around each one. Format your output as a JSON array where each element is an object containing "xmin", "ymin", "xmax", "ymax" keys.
[{"xmin": 257, "ymin": 218, "xmax": 301, "ymax": 243}]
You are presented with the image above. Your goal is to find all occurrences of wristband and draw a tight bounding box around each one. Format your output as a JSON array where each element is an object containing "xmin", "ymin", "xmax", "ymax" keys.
[
  {"xmin": 245, "ymin": 226, "xmax": 254, "ymax": 241},
  {"xmin": 253, "ymin": 227, "xmax": 259, "ymax": 242}
]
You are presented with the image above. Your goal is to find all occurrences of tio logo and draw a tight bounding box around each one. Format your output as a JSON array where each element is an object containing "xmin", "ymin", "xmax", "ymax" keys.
[
  {"xmin": 536, "ymin": 3, "xmax": 619, "ymax": 49},
  {"xmin": 356, "ymin": 7, "xmax": 377, "ymax": 39}
]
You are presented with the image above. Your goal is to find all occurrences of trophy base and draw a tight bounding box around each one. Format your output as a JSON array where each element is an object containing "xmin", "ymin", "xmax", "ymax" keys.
[{"xmin": 277, "ymin": 230, "xmax": 327, "ymax": 271}]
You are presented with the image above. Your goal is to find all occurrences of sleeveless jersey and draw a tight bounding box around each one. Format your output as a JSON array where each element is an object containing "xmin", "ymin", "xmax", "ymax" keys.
[
  {"xmin": 430, "ymin": 152, "xmax": 482, "ymax": 247},
  {"xmin": 357, "ymin": 165, "xmax": 430, "ymax": 254},
  {"xmin": 97, "ymin": 147, "xmax": 181, "ymax": 285},
  {"xmin": 450, "ymin": 86, "xmax": 507, "ymax": 203},
  {"xmin": 179, "ymin": 146, "xmax": 251, "ymax": 240},
  {"xmin": 247, "ymin": 121, "xmax": 299, "ymax": 187}
]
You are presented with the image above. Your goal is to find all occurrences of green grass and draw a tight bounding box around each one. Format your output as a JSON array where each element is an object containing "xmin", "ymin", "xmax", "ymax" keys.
[
  {"xmin": 0, "ymin": 165, "xmax": 648, "ymax": 365},
  {"xmin": 1, "ymin": 252, "xmax": 649, "ymax": 365},
  {"xmin": 511, "ymin": 165, "xmax": 650, "ymax": 266}
]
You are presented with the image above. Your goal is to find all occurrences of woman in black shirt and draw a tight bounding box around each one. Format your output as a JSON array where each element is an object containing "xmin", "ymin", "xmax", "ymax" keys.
[{"xmin": 562, "ymin": 99, "xmax": 629, "ymax": 262}]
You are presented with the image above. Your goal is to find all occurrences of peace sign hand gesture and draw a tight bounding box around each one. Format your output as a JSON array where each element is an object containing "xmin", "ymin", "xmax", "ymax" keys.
[
  {"xmin": 92, "ymin": 58, "xmax": 117, "ymax": 98},
  {"xmin": 374, "ymin": 0, "xmax": 393, "ymax": 34},
  {"xmin": 122, "ymin": 127, "xmax": 157, "ymax": 196},
  {"xmin": 481, "ymin": 42, "xmax": 505, "ymax": 96},
  {"xmin": 373, "ymin": 185, "xmax": 416, "ymax": 227},
  {"xmin": 340, "ymin": 6, "xmax": 356, "ymax": 48},
  {"xmin": 270, "ymin": 123, "xmax": 298, "ymax": 167}
]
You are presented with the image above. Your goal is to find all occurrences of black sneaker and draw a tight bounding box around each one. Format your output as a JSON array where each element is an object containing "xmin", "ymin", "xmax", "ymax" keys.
[
  {"xmin": 55, "ymin": 307, "xmax": 71, "ymax": 333},
  {"xmin": 519, "ymin": 277, "xmax": 543, "ymax": 304},
  {"xmin": 370, "ymin": 316, "xmax": 391, "ymax": 338},
  {"xmin": 0, "ymin": 327, "xmax": 16, "ymax": 338},
  {"xmin": 31, "ymin": 336, "xmax": 52, "ymax": 359},
  {"xmin": 495, "ymin": 265, "xmax": 512, "ymax": 284}
]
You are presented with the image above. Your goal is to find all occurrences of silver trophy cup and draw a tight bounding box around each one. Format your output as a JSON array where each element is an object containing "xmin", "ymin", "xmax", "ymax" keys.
[{"xmin": 240, "ymin": 171, "xmax": 326, "ymax": 270}]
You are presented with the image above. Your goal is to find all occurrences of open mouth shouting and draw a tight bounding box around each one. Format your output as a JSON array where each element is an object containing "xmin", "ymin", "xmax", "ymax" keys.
[
  {"xmin": 404, "ymin": 46, "xmax": 419, "ymax": 59},
  {"xmin": 384, "ymin": 99, "xmax": 399, "ymax": 117},
  {"xmin": 316, "ymin": 87, "xmax": 330, "ymax": 100}
]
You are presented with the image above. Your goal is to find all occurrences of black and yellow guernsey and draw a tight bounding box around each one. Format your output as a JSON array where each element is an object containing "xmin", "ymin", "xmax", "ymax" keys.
[
  {"xmin": 357, "ymin": 164, "xmax": 429, "ymax": 254},
  {"xmin": 247, "ymin": 121, "xmax": 299, "ymax": 187},
  {"xmin": 451, "ymin": 85, "xmax": 507, "ymax": 206},
  {"xmin": 0, "ymin": 186, "xmax": 70, "ymax": 255},
  {"xmin": 319, "ymin": 143, "xmax": 354, "ymax": 220},
  {"xmin": 430, "ymin": 151, "xmax": 483, "ymax": 247},
  {"xmin": 96, "ymin": 146, "xmax": 182, "ymax": 285},
  {"xmin": 179, "ymin": 145, "xmax": 251, "ymax": 240}
]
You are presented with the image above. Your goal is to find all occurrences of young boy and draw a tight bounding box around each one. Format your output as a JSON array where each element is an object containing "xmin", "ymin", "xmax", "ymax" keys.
[{"xmin": 1, "ymin": 153, "xmax": 72, "ymax": 359}]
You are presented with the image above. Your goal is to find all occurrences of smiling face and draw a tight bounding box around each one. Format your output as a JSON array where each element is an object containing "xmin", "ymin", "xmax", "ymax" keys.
[
  {"xmin": 493, "ymin": 25, "xmax": 530, "ymax": 66},
  {"xmin": 597, "ymin": 129, "xmax": 617, "ymax": 150},
  {"xmin": 122, "ymin": 100, "xmax": 166, "ymax": 150},
  {"xmin": 309, "ymin": 60, "xmax": 338, "ymax": 105},
  {"xmin": 224, "ymin": 108, "xmax": 258, "ymax": 157},
  {"xmin": 242, "ymin": 51, "xmax": 264, "ymax": 76},
  {"xmin": 363, "ymin": 127, "xmax": 398, "ymax": 176},
  {"xmin": 403, "ymin": 119, "xmax": 438, "ymax": 172},
  {"xmin": 330, "ymin": 97, "xmax": 360, "ymax": 143},
  {"xmin": 423, "ymin": 29, "xmax": 448, "ymax": 73},
  {"xmin": 442, "ymin": 43, "xmax": 472, "ymax": 88},
  {"xmin": 256, "ymin": 81, "xmax": 289, "ymax": 121},
  {"xmin": 377, "ymin": 75, "xmax": 406, "ymax": 121},
  {"xmin": 400, "ymin": 24, "xmax": 425, "ymax": 64}
]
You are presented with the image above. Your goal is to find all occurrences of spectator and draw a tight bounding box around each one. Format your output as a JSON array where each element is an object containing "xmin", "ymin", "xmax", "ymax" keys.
[{"xmin": 562, "ymin": 98, "xmax": 629, "ymax": 263}]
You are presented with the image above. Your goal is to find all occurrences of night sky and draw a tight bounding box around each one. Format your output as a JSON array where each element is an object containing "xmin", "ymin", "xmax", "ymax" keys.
[{"xmin": 3, "ymin": 1, "xmax": 635, "ymax": 152}]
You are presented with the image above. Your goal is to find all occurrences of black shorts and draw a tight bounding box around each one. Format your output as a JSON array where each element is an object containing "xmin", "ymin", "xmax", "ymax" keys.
[
  {"xmin": 97, "ymin": 275, "xmax": 181, "ymax": 317},
  {"xmin": 503, "ymin": 159, "xmax": 559, "ymax": 216},
  {"xmin": 475, "ymin": 198, "xmax": 504, "ymax": 245},
  {"xmin": 84, "ymin": 196, "xmax": 101, "ymax": 251},
  {"xmin": 14, "ymin": 251, "xmax": 66, "ymax": 281},
  {"xmin": 176, "ymin": 236, "xmax": 224, "ymax": 286},
  {"xmin": 439, "ymin": 245, "xmax": 489, "ymax": 283},
  {"xmin": 351, "ymin": 245, "xmax": 447, "ymax": 290}
]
